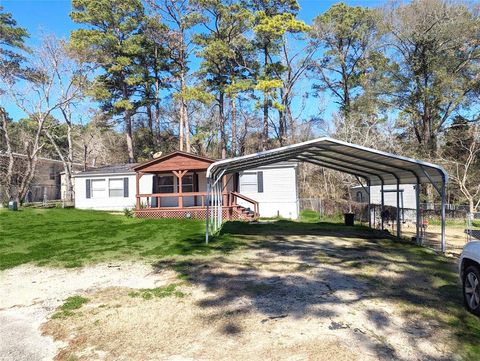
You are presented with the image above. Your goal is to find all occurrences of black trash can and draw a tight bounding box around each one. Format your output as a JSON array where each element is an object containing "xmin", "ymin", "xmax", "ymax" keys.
[
  {"xmin": 8, "ymin": 200, "xmax": 18, "ymax": 211},
  {"xmin": 344, "ymin": 213, "xmax": 354, "ymax": 226}
]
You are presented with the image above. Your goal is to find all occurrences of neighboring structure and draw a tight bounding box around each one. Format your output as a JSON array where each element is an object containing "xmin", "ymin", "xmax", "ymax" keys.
[
  {"xmin": 0, "ymin": 153, "xmax": 83, "ymax": 203},
  {"xmin": 351, "ymin": 184, "xmax": 418, "ymax": 210},
  {"xmin": 73, "ymin": 151, "xmax": 299, "ymax": 220}
]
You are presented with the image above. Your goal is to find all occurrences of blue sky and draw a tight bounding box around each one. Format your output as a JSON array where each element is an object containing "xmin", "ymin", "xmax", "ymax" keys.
[{"xmin": 0, "ymin": 0, "xmax": 386, "ymax": 125}]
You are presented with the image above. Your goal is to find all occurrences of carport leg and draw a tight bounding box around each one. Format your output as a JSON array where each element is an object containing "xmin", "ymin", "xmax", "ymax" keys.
[
  {"xmin": 206, "ymin": 180, "xmax": 210, "ymax": 244},
  {"xmin": 396, "ymin": 179, "xmax": 401, "ymax": 239},
  {"xmin": 381, "ymin": 181, "xmax": 385, "ymax": 231},
  {"xmin": 441, "ymin": 181, "xmax": 446, "ymax": 253},
  {"xmin": 415, "ymin": 181, "xmax": 421, "ymax": 245},
  {"xmin": 367, "ymin": 180, "xmax": 371, "ymax": 229}
]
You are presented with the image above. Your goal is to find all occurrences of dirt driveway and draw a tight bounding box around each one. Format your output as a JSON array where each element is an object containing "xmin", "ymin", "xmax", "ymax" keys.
[{"xmin": 0, "ymin": 232, "xmax": 461, "ymax": 361}]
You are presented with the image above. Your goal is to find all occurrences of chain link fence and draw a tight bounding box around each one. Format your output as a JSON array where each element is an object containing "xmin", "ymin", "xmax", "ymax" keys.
[
  {"xmin": 299, "ymin": 198, "xmax": 471, "ymax": 255},
  {"xmin": 466, "ymin": 212, "xmax": 480, "ymax": 243}
]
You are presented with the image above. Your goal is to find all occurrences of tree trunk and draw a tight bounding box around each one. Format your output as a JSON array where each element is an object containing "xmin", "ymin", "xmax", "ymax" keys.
[
  {"xmin": 45, "ymin": 124, "xmax": 75, "ymax": 203},
  {"xmin": 231, "ymin": 95, "xmax": 237, "ymax": 157},
  {"xmin": 184, "ymin": 98, "xmax": 191, "ymax": 153},
  {"xmin": 219, "ymin": 92, "xmax": 226, "ymax": 159},
  {"xmin": 0, "ymin": 108, "xmax": 14, "ymax": 201},
  {"xmin": 125, "ymin": 109, "xmax": 135, "ymax": 163},
  {"xmin": 262, "ymin": 46, "xmax": 269, "ymax": 151},
  {"xmin": 146, "ymin": 105, "xmax": 154, "ymax": 149},
  {"xmin": 17, "ymin": 156, "xmax": 36, "ymax": 205},
  {"xmin": 263, "ymin": 92, "xmax": 269, "ymax": 151},
  {"xmin": 17, "ymin": 113, "xmax": 46, "ymax": 204},
  {"xmin": 278, "ymin": 98, "xmax": 285, "ymax": 146},
  {"xmin": 154, "ymin": 101, "xmax": 161, "ymax": 147},
  {"xmin": 179, "ymin": 72, "xmax": 188, "ymax": 152}
]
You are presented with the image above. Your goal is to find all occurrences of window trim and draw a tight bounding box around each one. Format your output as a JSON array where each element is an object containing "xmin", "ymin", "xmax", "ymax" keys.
[
  {"xmin": 90, "ymin": 178, "xmax": 106, "ymax": 198},
  {"xmin": 240, "ymin": 172, "xmax": 258, "ymax": 193},
  {"xmin": 108, "ymin": 178, "xmax": 125, "ymax": 198}
]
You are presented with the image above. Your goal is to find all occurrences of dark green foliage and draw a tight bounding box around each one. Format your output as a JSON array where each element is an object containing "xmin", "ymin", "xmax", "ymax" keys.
[
  {"xmin": 311, "ymin": 3, "xmax": 390, "ymax": 123},
  {"xmin": 70, "ymin": 0, "xmax": 153, "ymax": 162},
  {"xmin": 0, "ymin": 5, "xmax": 29, "ymax": 80}
]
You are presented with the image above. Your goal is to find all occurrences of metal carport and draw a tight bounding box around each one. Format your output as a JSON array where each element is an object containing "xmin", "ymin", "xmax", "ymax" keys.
[{"xmin": 205, "ymin": 137, "xmax": 448, "ymax": 251}]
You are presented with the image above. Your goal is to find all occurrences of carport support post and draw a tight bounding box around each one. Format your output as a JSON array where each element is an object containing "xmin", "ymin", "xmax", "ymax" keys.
[
  {"xmin": 205, "ymin": 179, "xmax": 210, "ymax": 244},
  {"xmin": 396, "ymin": 179, "xmax": 401, "ymax": 238},
  {"xmin": 441, "ymin": 180, "xmax": 446, "ymax": 253},
  {"xmin": 367, "ymin": 180, "xmax": 371, "ymax": 229},
  {"xmin": 381, "ymin": 181, "xmax": 385, "ymax": 230},
  {"xmin": 415, "ymin": 181, "xmax": 421, "ymax": 245}
]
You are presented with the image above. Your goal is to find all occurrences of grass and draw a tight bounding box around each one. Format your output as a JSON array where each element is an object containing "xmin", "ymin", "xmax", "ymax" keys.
[
  {"xmin": 300, "ymin": 209, "xmax": 344, "ymax": 223},
  {"xmin": 128, "ymin": 284, "xmax": 185, "ymax": 300},
  {"xmin": 0, "ymin": 208, "xmax": 242, "ymax": 270},
  {"xmin": 52, "ymin": 295, "xmax": 89, "ymax": 319}
]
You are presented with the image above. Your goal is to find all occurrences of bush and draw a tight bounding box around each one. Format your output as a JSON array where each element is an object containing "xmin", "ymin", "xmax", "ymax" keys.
[{"xmin": 124, "ymin": 208, "xmax": 134, "ymax": 218}]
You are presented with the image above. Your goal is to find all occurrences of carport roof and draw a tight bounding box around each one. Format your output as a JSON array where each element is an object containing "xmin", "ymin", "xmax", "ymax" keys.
[{"xmin": 206, "ymin": 137, "xmax": 447, "ymax": 186}]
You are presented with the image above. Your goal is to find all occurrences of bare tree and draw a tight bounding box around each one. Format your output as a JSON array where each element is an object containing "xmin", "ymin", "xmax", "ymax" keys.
[
  {"xmin": 39, "ymin": 36, "xmax": 91, "ymax": 202},
  {"xmin": 5, "ymin": 38, "xmax": 82, "ymax": 204},
  {"xmin": 276, "ymin": 36, "xmax": 316, "ymax": 145},
  {"xmin": 442, "ymin": 123, "xmax": 480, "ymax": 213}
]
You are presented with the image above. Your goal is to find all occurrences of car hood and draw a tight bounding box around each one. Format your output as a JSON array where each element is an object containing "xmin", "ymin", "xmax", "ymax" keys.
[{"xmin": 462, "ymin": 241, "xmax": 480, "ymax": 263}]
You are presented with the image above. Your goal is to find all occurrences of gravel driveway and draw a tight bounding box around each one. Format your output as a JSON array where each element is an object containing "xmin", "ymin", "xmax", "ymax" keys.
[{"xmin": 0, "ymin": 234, "xmax": 457, "ymax": 361}]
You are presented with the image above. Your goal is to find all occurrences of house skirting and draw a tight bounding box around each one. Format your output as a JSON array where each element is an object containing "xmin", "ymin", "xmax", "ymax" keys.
[{"xmin": 134, "ymin": 206, "xmax": 246, "ymax": 220}]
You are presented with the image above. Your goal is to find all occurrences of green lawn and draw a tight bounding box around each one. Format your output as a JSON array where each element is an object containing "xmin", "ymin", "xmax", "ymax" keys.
[{"xmin": 0, "ymin": 208, "xmax": 241, "ymax": 270}]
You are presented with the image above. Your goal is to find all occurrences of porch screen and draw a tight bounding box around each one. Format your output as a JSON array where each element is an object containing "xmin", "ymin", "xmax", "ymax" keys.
[
  {"xmin": 158, "ymin": 175, "xmax": 174, "ymax": 193},
  {"xmin": 182, "ymin": 174, "xmax": 194, "ymax": 192}
]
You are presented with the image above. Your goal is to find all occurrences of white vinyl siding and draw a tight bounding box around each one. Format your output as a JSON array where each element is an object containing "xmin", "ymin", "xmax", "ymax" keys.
[
  {"xmin": 238, "ymin": 163, "xmax": 298, "ymax": 219},
  {"xmin": 109, "ymin": 178, "xmax": 124, "ymax": 197},
  {"xmin": 75, "ymin": 174, "xmax": 141, "ymax": 211}
]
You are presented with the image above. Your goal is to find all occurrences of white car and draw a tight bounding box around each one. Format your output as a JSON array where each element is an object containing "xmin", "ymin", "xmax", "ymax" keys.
[{"xmin": 459, "ymin": 240, "xmax": 480, "ymax": 315}]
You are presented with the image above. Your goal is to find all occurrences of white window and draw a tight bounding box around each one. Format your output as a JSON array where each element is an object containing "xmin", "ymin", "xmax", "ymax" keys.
[
  {"xmin": 109, "ymin": 178, "xmax": 124, "ymax": 197},
  {"xmin": 240, "ymin": 172, "xmax": 257, "ymax": 193},
  {"xmin": 91, "ymin": 179, "xmax": 105, "ymax": 198},
  {"xmin": 356, "ymin": 191, "xmax": 363, "ymax": 203}
]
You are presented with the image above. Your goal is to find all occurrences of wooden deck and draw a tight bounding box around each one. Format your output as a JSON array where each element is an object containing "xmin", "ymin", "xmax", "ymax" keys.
[{"xmin": 134, "ymin": 191, "xmax": 259, "ymax": 221}]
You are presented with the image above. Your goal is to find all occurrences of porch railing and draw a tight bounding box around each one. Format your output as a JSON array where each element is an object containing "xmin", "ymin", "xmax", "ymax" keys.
[
  {"xmin": 137, "ymin": 191, "xmax": 230, "ymax": 209},
  {"xmin": 230, "ymin": 191, "xmax": 259, "ymax": 216},
  {"xmin": 136, "ymin": 191, "xmax": 259, "ymax": 215}
]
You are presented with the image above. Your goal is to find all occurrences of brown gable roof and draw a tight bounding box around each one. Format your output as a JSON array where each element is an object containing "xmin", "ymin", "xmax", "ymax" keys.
[{"xmin": 133, "ymin": 151, "xmax": 217, "ymax": 173}]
